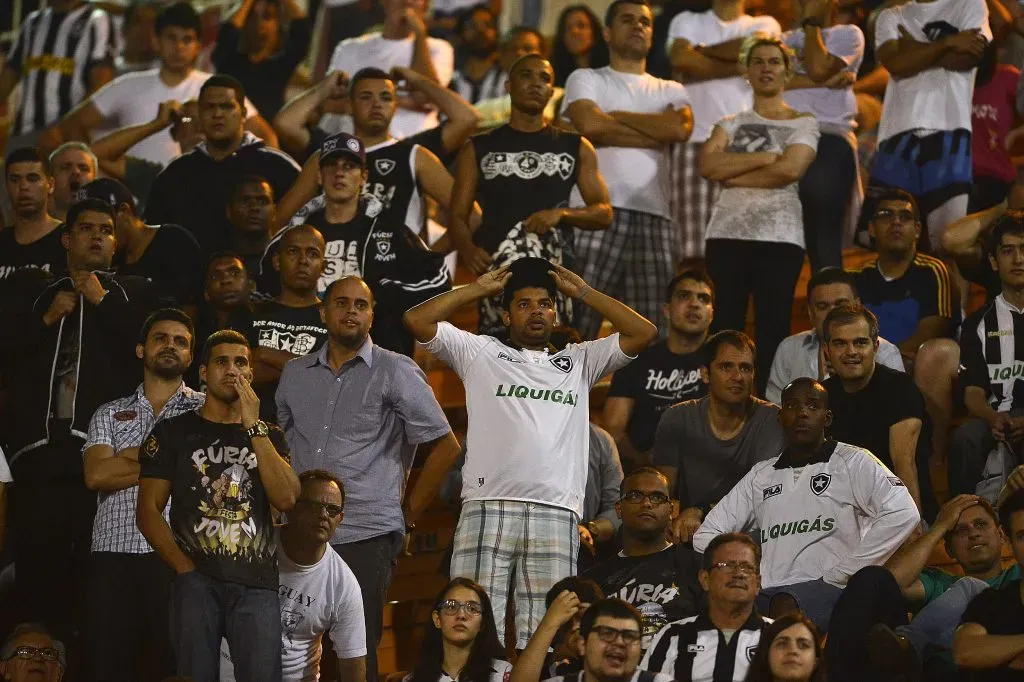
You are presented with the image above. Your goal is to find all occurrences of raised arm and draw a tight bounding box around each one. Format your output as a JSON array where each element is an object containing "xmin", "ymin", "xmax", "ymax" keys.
[
  {"xmin": 405, "ymin": 10, "xmax": 442, "ymax": 84},
  {"xmin": 564, "ymin": 99, "xmax": 662, "ymax": 149},
  {"xmin": 43, "ymin": 97, "xmax": 105, "ymax": 151},
  {"xmin": 393, "ymin": 66, "xmax": 480, "ymax": 154},
  {"xmin": 941, "ymin": 200, "xmax": 1006, "ymax": 272},
  {"xmin": 275, "ymin": 154, "xmax": 321, "ymax": 232},
  {"xmin": 447, "ymin": 142, "xmax": 491, "ymax": 275},
  {"xmin": 236, "ymin": 377, "xmax": 299, "ymax": 511},
  {"xmin": 511, "ymin": 592, "xmax": 580, "ymax": 682},
  {"xmin": 273, "ymin": 72, "xmax": 348, "ymax": 154},
  {"xmin": 403, "ymin": 266, "xmax": 511, "ymax": 343},
  {"xmin": 91, "ymin": 101, "xmax": 180, "ymax": 180},
  {"xmin": 802, "ymin": 24, "xmax": 851, "ymax": 82},
  {"xmin": 699, "ymin": 124, "xmax": 779, "ymax": 182},
  {"xmin": 224, "ymin": 0, "xmax": 256, "ymax": 31},
  {"xmin": 611, "ymin": 104, "xmax": 693, "ymax": 144}
]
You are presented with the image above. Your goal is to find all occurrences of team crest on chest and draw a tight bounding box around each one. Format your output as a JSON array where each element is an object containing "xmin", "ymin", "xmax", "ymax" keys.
[
  {"xmin": 746, "ymin": 645, "xmax": 758, "ymax": 662},
  {"xmin": 377, "ymin": 240, "xmax": 391, "ymax": 256},
  {"xmin": 810, "ymin": 473, "xmax": 831, "ymax": 496},
  {"xmin": 375, "ymin": 158, "xmax": 396, "ymax": 176},
  {"xmin": 550, "ymin": 356, "xmax": 573, "ymax": 373}
]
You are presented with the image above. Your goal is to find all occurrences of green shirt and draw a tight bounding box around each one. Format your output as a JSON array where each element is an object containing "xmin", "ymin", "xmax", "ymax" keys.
[{"xmin": 918, "ymin": 563, "xmax": 1021, "ymax": 605}]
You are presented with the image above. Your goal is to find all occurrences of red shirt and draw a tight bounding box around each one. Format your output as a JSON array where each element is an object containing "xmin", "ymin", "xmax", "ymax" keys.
[{"xmin": 972, "ymin": 63, "xmax": 1021, "ymax": 182}]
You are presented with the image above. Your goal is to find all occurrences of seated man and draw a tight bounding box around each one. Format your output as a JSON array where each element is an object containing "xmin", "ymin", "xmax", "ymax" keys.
[
  {"xmin": 953, "ymin": 490, "xmax": 1024, "ymax": 679},
  {"xmin": 605, "ymin": 270, "xmax": 714, "ymax": 470},
  {"xmin": 822, "ymin": 303, "xmax": 937, "ymax": 520},
  {"xmin": 0, "ymin": 623, "xmax": 66, "ymax": 682},
  {"xmin": 850, "ymin": 189, "xmax": 953, "ymax": 369},
  {"xmin": 653, "ymin": 331, "xmax": 785, "ymax": 544},
  {"xmin": 642, "ymin": 533, "xmax": 771, "ymax": 682},
  {"xmin": 693, "ymin": 378, "xmax": 921, "ymax": 630},
  {"xmin": 583, "ymin": 468, "xmax": 702, "ymax": 647},
  {"xmin": 826, "ymin": 495, "xmax": 1017, "ymax": 682},
  {"xmin": 220, "ymin": 469, "xmax": 367, "ymax": 682},
  {"xmin": 951, "ymin": 211, "xmax": 1024, "ymax": 496},
  {"xmin": 767, "ymin": 266, "xmax": 904, "ymax": 404}
]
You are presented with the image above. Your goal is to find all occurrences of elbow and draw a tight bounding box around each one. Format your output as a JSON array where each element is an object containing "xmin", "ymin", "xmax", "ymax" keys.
[
  {"xmin": 804, "ymin": 61, "xmax": 832, "ymax": 83},
  {"xmin": 699, "ymin": 162, "xmax": 725, "ymax": 182},
  {"xmin": 638, "ymin": 319, "xmax": 659, "ymax": 347},
  {"xmin": 952, "ymin": 636, "xmax": 974, "ymax": 668},
  {"xmin": 84, "ymin": 468, "xmax": 103, "ymax": 492},
  {"xmin": 402, "ymin": 309, "xmax": 420, "ymax": 333},
  {"xmin": 596, "ymin": 204, "xmax": 613, "ymax": 228}
]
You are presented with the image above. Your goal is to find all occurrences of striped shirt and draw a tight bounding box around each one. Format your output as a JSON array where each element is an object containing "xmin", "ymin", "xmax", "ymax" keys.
[
  {"xmin": 641, "ymin": 610, "xmax": 770, "ymax": 682},
  {"xmin": 960, "ymin": 294, "xmax": 1024, "ymax": 412},
  {"xmin": 84, "ymin": 382, "xmax": 204, "ymax": 554},
  {"xmin": 7, "ymin": 4, "xmax": 116, "ymax": 135}
]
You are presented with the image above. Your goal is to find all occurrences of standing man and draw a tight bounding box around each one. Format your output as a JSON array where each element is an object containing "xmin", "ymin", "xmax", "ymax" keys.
[
  {"xmin": 0, "ymin": 147, "xmax": 63, "ymax": 284},
  {"xmin": 0, "ymin": 0, "xmax": 115, "ymax": 149},
  {"xmin": 449, "ymin": 53, "xmax": 612, "ymax": 335},
  {"xmin": 228, "ymin": 175, "xmax": 278, "ymax": 276},
  {"xmin": 82, "ymin": 308, "xmax": 204, "ymax": 682},
  {"xmin": 136, "ymin": 330, "xmax": 300, "ymax": 682},
  {"xmin": 641, "ymin": 533, "xmax": 771, "ymax": 682},
  {"xmin": 0, "ymin": 198, "xmax": 156, "ymax": 642},
  {"xmin": 767, "ymin": 267, "xmax": 904, "ymax": 405},
  {"xmin": 822, "ymin": 303, "xmax": 937, "ymax": 520},
  {"xmin": 562, "ymin": 0, "xmax": 694, "ymax": 339},
  {"xmin": 653, "ymin": 331, "xmax": 785, "ymax": 543},
  {"xmin": 276, "ymin": 275, "xmax": 462, "ymax": 682},
  {"xmin": 403, "ymin": 257, "xmax": 657, "ymax": 648},
  {"xmin": 604, "ymin": 269, "xmax": 714, "ymax": 470},
  {"xmin": 871, "ymin": 0, "xmax": 990, "ymax": 245},
  {"xmin": 47, "ymin": 142, "xmax": 97, "ymax": 222},
  {"xmin": 231, "ymin": 225, "xmax": 329, "ymax": 422},
  {"xmin": 665, "ymin": 0, "xmax": 781, "ymax": 260}
]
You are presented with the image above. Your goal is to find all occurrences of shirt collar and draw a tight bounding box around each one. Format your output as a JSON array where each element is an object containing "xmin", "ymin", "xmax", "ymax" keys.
[
  {"xmin": 801, "ymin": 330, "xmax": 820, "ymax": 349},
  {"xmin": 132, "ymin": 381, "xmax": 196, "ymax": 410},
  {"xmin": 695, "ymin": 607, "xmax": 766, "ymax": 632},
  {"xmin": 313, "ymin": 336, "xmax": 375, "ymax": 370},
  {"xmin": 998, "ymin": 294, "xmax": 1024, "ymax": 315},
  {"xmin": 773, "ymin": 439, "xmax": 838, "ymax": 469}
]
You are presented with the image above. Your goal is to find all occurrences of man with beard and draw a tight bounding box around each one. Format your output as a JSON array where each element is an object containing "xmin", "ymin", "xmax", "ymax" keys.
[
  {"xmin": 187, "ymin": 253, "xmax": 254, "ymax": 388},
  {"xmin": 0, "ymin": 147, "xmax": 64, "ymax": 285},
  {"xmin": 47, "ymin": 142, "xmax": 97, "ymax": 222},
  {"xmin": 230, "ymin": 225, "xmax": 328, "ymax": 422},
  {"xmin": 82, "ymin": 308, "xmax": 204, "ymax": 682},
  {"xmin": 605, "ymin": 270, "xmax": 714, "ymax": 470},
  {"xmin": 449, "ymin": 53, "xmax": 612, "ymax": 336},
  {"xmin": 450, "ymin": 6, "xmax": 502, "ymax": 104},
  {"xmin": 583, "ymin": 468, "xmax": 702, "ymax": 649},
  {"xmin": 276, "ymin": 275, "xmax": 461, "ymax": 682}
]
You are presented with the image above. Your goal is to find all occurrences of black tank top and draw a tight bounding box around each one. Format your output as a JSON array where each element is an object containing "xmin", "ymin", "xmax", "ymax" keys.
[{"xmin": 471, "ymin": 124, "xmax": 582, "ymax": 253}]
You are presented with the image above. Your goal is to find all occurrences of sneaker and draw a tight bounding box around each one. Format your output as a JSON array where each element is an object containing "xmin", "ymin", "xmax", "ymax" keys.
[{"xmin": 867, "ymin": 623, "xmax": 922, "ymax": 682}]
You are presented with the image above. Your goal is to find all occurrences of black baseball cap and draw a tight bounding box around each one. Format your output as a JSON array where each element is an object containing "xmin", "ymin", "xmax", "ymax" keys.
[
  {"xmin": 319, "ymin": 132, "xmax": 366, "ymax": 167},
  {"xmin": 75, "ymin": 177, "xmax": 137, "ymax": 213},
  {"xmin": 502, "ymin": 257, "xmax": 558, "ymax": 308}
]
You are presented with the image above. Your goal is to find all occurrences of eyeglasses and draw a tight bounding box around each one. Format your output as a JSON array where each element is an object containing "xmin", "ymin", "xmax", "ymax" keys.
[
  {"xmin": 295, "ymin": 499, "xmax": 343, "ymax": 518},
  {"xmin": 438, "ymin": 599, "xmax": 483, "ymax": 616},
  {"xmin": 710, "ymin": 561, "xmax": 758, "ymax": 575},
  {"xmin": 620, "ymin": 490, "xmax": 670, "ymax": 506},
  {"xmin": 6, "ymin": 646, "xmax": 61, "ymax": 662},
  {"xmin": 591, "ymin": 626, "xmax": 642, "ymax": 645},
  {"xmin": 873, "ymin": 209, "xmax": 915, "ymax": 224}
]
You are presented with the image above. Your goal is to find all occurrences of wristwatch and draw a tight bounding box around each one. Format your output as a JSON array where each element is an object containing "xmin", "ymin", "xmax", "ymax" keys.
[
  {"xmin": 802, "ymin": 16, "xmax": 823, "ymax": 29},
  {"xmin": 246, "ymin": 420, "xmax": 269, "ymax": 440}
]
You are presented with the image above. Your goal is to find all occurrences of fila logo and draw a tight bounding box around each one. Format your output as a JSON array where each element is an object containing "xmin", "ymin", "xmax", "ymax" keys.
[
  {"xmin": 375, "ymin": 159, "xmax": 396, "ymax": 175},
  {"xmin": 762, "ymin": 484, "xmax": 782, "ymax": 501},
  {"xmin": 497, "ymin": 352, "xmax": 524, "ymax": 364},
  {"xmin": 686, "ymin": 644, "xmax": 705, "ymax": 653},
  {"xmin": 550, "ymin": 356, "xmax": 573, "ymax": 373},
  {"xmin": 810, "ymin": 473, "xmax": 831, "ymax": 496},
  {"xmin": 887, "ymin": 477, "xmax": 906, "ymax": 487}
]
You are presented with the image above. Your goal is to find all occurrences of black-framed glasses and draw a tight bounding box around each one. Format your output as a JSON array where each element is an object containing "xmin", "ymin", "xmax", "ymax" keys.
[
  {"xmin": 592, "ymin": 626, "xmax": 642, "ymax": 645},
  {"xmin": 295, "ymin": 499, "xmax": 343, "ymax": 518},
  {"xmin": 710, "ymin": 561, "xmax": 758, "ymax": 575},
  {"xmin": 620, "ymin": 490, "xmax": 670, "ymax": 506},
  {"xmin": 874, "ymin": 209, "xmax": 915, "ymax": 223},
  {"xmin": 5, "ymin": 645, "xmax": 61, "ymax": 662},
  {"xmin": 438, "ymin": 599, "xmax": 483, "ymax": 616}
]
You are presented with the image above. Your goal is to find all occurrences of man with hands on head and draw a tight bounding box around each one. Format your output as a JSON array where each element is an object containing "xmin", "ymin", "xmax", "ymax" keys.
[
  {"xmin": 404, "ymin": 257, "xmax": 657, "ymax": 648},
  {"xmin": 137, "ymin": 330, "xmax": 300, "ymax": 682}
]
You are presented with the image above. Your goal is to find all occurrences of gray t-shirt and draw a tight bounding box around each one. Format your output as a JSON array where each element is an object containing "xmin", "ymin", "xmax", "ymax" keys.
[
  {"xmin": 652, "ymin": 396, "xmax": 785, "ymax": 510},
  {"xmin": 704, "ymin": 109, "xmax": 820, "ymax": 248}
]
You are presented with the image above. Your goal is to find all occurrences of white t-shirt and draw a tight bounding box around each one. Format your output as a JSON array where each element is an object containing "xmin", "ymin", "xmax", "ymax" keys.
[
  {"xmin": 423, "ymin": 323, "xmax": 633, "ymax": 517},
  {"xmin": 328, "ymin": 32, "xmax": 454, "ymax": 139},
  {"xmin": 220, "ymin": 546, "xmax": 367, "ymax": 682},
  {"xmin": 0, "ymin": 445, "xmax": 11, "ymax": 483},
  {"xmin": 560, "ymin": 66, "xmax": 690, "ymax": 218},
  {"xmin": 91, "ymin": 68, "xmax": 260, "ymax": 166},
  {"xmin": 782, "ymin": 25, "xmax": 865, "ymax": 131},
  {"xmin": 875, "ymin": 0, "xmax": 991, "ymax": 141},
  {"xmin": 404, "ymin": 659, "xmax": 513, "ymax": 682},
  {"xmin": 665, "ymin": 11, "xmax": 782, "ymax": 142},
  {"xmin": 705, "ymin": 110, "xmax": 819, "ymax": 248}
]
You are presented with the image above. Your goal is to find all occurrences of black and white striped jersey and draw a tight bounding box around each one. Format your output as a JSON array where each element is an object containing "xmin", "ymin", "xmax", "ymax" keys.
[
  {"xmin": 6, "ymin": 4, "xmax": 116, "ymax": 135},
  {"xmin": 960, "ymin": 293, "xmax": 1024, "ymax": 412},
  {"xmin": 641, "ymin": 610, "xmax": 770, "ymax": 682}
]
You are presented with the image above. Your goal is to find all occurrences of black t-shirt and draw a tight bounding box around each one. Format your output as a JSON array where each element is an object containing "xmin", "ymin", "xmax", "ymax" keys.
[
  {"xmin": 0, "ymin": 226, "xmax": 65, "ymax": 282},
  {"xmin": 607, "ymin": 341, "xmax": 708, "ymax": 452},
  {"xmin": 959, "ymin": 580, "xmax": 1024, "ymax": 682},
  {"xmin": 140, "ymin": 410, "xmax": 289, "ymax": 590},
  {"xmin": 823, "ymin": 364, "xmax": 936, "ymax": 518},
  {"xmin": 851, "ymin": 255, "xmax": 952, "ymax": 345},
  {"xmin": 228, "ymin": 300, "xmax": 328, "ymax": 420},
  {"xmin": 299, "ymin": 210, "xmax": 366, "ymax": 295},
  {"xmin": 117, "ymin": 224, "xmax": 204, "ymax": 306},
  {"xmin": 582, "ymin": 544, "xmax": 703, "ymax": 648}
]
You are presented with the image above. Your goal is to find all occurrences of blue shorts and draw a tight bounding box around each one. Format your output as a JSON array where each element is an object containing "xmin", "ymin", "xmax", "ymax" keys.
[{"xmin": 868, "ymin": 128, "xmax": 972, "ymax": 215}]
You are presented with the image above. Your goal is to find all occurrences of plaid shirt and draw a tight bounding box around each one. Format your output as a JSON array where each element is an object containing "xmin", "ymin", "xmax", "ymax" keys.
[{"xmin": 84, "ymin": 383, "xmax": 204, "ymax": 553}]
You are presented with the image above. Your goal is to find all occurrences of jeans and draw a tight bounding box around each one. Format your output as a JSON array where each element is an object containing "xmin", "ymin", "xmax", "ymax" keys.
[
  {"xmin": 799, "ymin": 133, "xmax": 858, "ymax": 271},
  {"xmin": 169, "ymin": 570, "xmax": 282, "ymax": 682},
  {"xmin": 948, "ymin": 409, "xmax": 1024, "ymax": 496},
  {"xmin": 334, "ymin": 533, "xmax": 403, "ymax": 682},
  {"xmin": 899, "ymin": 576, "xmax": 989, "ymax": 659},
  {"xmin": 757, "ymin": 579, "xmax": 843, "ymax": 633}
]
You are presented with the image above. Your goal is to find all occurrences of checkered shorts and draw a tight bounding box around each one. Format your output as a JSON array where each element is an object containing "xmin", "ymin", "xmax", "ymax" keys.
[
  {"xmin": 671, "ymin": 141, "xmax": 718, "ymax": 260},
  {"xmin": 449, "ymin": 500, "xmax": 579, "ymax": 649},
  {"xmin": 572, "ymin": 208, "xmax": 680, "ymax": 340}
]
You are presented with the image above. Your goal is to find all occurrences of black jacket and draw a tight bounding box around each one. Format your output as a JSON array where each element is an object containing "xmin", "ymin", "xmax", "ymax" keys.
[
  {"xmin": 144, "ymin": 133, "xmax": 300, "ymax": 255},
  {"xmin": 0, "ymin": 270, "xmax": 156, "ymax": 478}
]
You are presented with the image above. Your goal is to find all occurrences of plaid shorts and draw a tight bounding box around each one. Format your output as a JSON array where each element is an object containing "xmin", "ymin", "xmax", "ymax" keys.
[
  {"xmin": 449, "ymin": 500, "xmax": 579, "ymax": 649},
  {"xmin": 572, "ymin": 208, "xmax": 680, "ymax": 340},
  {"xmin": 671, "ymin": 141, "xmax": 718, "ymax": 260}
]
